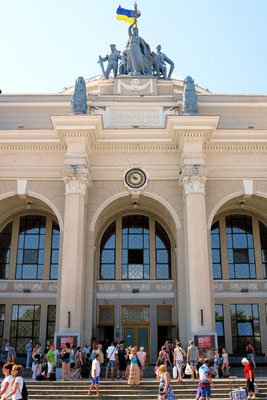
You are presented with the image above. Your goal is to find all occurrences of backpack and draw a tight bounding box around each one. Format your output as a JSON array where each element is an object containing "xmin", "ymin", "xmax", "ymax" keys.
[{"xmin": 19, "ymin": 381, "xmax": 28, "ymax": 400}]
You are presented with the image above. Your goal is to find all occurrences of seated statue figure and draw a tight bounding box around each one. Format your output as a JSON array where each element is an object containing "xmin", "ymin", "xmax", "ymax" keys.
[
  {"xmin": 99, "ymin": 44, "xmax": 121, "ymax": 79},
  {"xmin": 153, "ymin": 45, "xmax": 175, "ymax": 80}
]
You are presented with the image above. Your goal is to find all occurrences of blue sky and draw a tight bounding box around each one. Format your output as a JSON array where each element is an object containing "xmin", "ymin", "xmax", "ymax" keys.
[{"xmin": 1, "ymin": 0, "xmax": 267, "ymax": 94}]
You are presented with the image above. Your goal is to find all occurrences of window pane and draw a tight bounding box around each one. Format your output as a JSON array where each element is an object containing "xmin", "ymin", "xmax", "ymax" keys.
[
  {"xmin": 156, "ymin": 221, "xmax": 170, "ymax": 280},
  {"xmin": 226, "ymin": 215, "xmax": 255, "ymax": 279},
  {"xmin": 121, "ymin": 216, "xmax": 150, "ymax": 280},
  {"xmin": 231, "ymin": 303, "xmax": 260, "ymax": 354},
  {"xmin": 101, "ymin": 264, "xmax": 115, "ymax": 280},
  {"xmin": 11, "ymin": 304, "xmax": 40, "ymax": 356},
  {"xmin": 16, "ymin": 216, "xmax": 47, "ymax": 280},
  {"xmin": 100, "ymin": 222, "xmax": 116, "ymax": 280}
]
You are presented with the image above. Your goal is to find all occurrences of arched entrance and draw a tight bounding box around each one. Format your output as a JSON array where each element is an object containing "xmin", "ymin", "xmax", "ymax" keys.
[{"xmin": 93, "ymin": 198, "xmax": 178, "ymax": 363}]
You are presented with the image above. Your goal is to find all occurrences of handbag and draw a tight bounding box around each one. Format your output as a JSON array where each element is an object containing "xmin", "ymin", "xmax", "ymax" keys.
[
  {"xmin": 60, "ymin": 351, "xmax": 69, "ymax": 360},
  {"xmin": 185, "ymin": 363, "xmax": 193, "ymax": 375},
  {"xmin": 172, "ymin": 365, "xmax": 177, "ymax": 379},
  {"xmin": 254, "ymin": 384, "xmax": 259, "ymax": 394},
  {"xmin": 154, "ymin": 365, "xmax": 159, "ymax": 374},
  {"xmin": 228, "ymin": 389, "xmax": 247, "ymax": 400}
]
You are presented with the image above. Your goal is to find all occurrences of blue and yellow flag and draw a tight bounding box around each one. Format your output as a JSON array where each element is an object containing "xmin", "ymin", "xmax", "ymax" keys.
[{"xmin": 116, "ymin": 6, "xmax": 136, "ymax": 24}]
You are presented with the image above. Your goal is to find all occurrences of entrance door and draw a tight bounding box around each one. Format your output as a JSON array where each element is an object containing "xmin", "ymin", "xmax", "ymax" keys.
[
  {"xmin": 122, "ymin": 306, "xmax": 150, "ymax": 364},
  {"xmin": 123, "ymin": 326, "xmax": 149, "ymax": 352}
]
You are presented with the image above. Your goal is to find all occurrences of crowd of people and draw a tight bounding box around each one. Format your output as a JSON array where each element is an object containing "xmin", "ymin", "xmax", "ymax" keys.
[{"xmin": 0, "ymin": 337, "xmax": 260, "ymax": 399}]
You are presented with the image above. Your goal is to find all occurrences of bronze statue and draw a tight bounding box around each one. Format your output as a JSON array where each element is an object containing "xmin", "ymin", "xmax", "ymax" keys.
[
  {"xmin": 98, "ymin": 44, "xmax": 121, "ymax": 79},
  {"xmin": 154, "ymin": 45, "xmax": 174, "ymax": 80}
]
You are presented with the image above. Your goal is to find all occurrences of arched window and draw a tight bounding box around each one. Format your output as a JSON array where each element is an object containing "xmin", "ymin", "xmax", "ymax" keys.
[
  {"xmin": 100, "ymin": 221, "xmax": 116, "ymax": 280},
  {"xmin": 0, "ymin": 221, "xmax": 13, "ymax": 279},
  {"xmin": 155, "ymin": 221, "xmax": 171, "ymax": 279},
  {"xmin": 211, "ymin": 214, "xmax": 264, "ymax": 279},
  {"xmin": 0, "ymin": 214, "xmax": 60, "ymax": 280},
  {"xmin": 100, "ymin": 215, "xmax": 172, "ymax": 280}
]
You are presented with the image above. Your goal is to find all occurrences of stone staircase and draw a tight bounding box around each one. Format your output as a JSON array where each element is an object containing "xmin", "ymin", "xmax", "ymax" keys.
[{"xmin": 26, "ymin": 379, "xmax": 267, "ymax": 400}]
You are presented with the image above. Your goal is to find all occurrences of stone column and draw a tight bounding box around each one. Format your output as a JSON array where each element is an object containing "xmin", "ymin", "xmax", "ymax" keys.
[
  {"xmin": 57, "ymin": 166, "xmax": 91, "ymax": 338},
  {"xmin": 180, "ymin": 170, "xmax": 214, "ymax": 336}
]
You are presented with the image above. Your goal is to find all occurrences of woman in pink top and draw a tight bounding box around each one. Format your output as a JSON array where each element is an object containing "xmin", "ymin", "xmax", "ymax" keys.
[{"xmin": 137, "ymin": 347, "xmax": 146, "ymax": 380}]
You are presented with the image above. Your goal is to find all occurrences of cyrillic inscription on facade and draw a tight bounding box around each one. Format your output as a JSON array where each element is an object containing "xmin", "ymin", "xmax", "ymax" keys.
[{"xmin": 105, "ymin": 107, "xmax": 163, "ymax": 128}]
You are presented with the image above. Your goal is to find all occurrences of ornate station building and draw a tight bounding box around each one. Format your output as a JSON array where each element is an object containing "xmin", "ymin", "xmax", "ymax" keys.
[{"xmin": 1, "ymin": 32, "xmax": 267, "ymax": 361}]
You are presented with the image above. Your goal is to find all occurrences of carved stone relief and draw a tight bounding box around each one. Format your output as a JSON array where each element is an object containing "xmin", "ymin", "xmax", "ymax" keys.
[
  {"xmin": 98, "ymin": 283, "xmax": 116, "ymax": 292},
  {"xmin": 48, "ymin": 283, "xmax": 58, "ymax": 292},
  {"xmin": 63, "ymin": 167, "xmax": 92, "ymax": 196},
  {"xmin": 0, "ymin": 283, "xmax": 8, "ymax": 291},
  {"xmin": 156, "ymin": 282, "xmax": 173, "ymax": 291},
  {"xmin": 14, "ymin": 282, "xmax": 42, "ymax": 291},
  {"xmin": 121, "ymin": 283, "xmax": 150, "ymax": 292},
  {"xmin": 213, "ymin": 282, "xmax": 224, "ymax": 292},
  {"xmin": 229, "ymin": 282, "xmax": 258, "ymax": 291}
]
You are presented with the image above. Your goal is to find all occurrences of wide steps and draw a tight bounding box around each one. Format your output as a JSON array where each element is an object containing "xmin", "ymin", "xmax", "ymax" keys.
[{"xmin": 25, "ymin": 380, "xmax": 267, "ymax": 400}]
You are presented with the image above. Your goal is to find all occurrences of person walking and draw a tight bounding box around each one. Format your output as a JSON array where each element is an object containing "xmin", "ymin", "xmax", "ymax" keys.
[
  {"xmin": 213, "ymin": 349, "xmax": 219, "ymax": 378},
  {"xmin": 173, "ymin": 341, "xmax": 186, "ymax": 382},
  {"xmin": 157, "ymin": 346, "xmax": 170, "ymax": 368},
  {"xmin": 25, "ymin": 340, "xmax": 32, "ymax": 369},
  {"xmin": 246, "ymin": 342, "xmax": 256, "ymax": 369},
  {"xmin": 117, "ymin": 343, "xmax": 127, "ymax": 380},
  {"xmin": 156, "ymin": 364, "xmax": 176, "ymax": 399},
  {"xmin": 137, "ymin": 347, "xmax": 146, "ymax": 380},
  {"xmin": 187, "ymin": 340, "xmax": 199, "ymax": 380},
  {"xmin": 32, "ymin": 344, "xmax": 41, "ymax": 379},
  {"xmin": 198, "ymin": 359, "xmax": 214, "ymax": 400},
  {"xmin": 2, "ymin": 364, "xmax": 24, "ymax": 400},
  {"xmin": 128, "ymin": 347, "xmax": 140, "ymax": 387},
  {"xmin": 0, "ymin": 363, "xmax": 13, "ymax": 399},
  {"xmin": 2, "ymin": 341, "xmax": 9, "ymax": 364},
  {"xmin": 105, "ymin": 341, "xmax": 117, "ymax": 381},
  {"xmin": 60, "ymin": 342, "xmax": 71, "ymax": 381},
  {"xmin": 46, "ymin": 345, "xmax": 56, "ymax": 380},
  {"xmin": 71, "ymin": 346, "xmax": 83, "ymax": 380},
  {"xmin": 88, "ymin": 353, "xmax": 101, "ymax": 398},
  {"xmin": 95, "ymin": 344, "xmax": 104, "ymax": 368},
  {"xmin": 221, "ymin": 348, "xmax": 229, "ymax": 375},
  {"xmin": 242, "ymin": 358, "xmax": 256, "ymax": 399}
]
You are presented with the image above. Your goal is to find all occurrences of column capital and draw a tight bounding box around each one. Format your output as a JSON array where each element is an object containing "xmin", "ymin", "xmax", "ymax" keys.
[
  {"xmin": 62, "ymin": 166, "xmax": 92, "ymax": 196},
  {"xmin": 179, "ymin": 167, "xmax": 208, "ymax": 195}
]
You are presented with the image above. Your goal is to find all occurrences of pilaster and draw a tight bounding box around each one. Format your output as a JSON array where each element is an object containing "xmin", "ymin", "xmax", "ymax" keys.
[
  {"xmin": 180, "ymin": 166, "xmax": 214, "ymax": 336},
  {"xmin": 57, "ymin": 164, "xmax": 91, "ymax": 335}
]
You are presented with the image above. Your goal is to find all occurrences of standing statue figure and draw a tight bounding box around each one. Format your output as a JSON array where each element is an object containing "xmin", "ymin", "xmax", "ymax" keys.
[
  {"xmin": 71, "ymin": 77, "xmax": 87, "ymax": 115},
  {"xmin": 182, "ymin": 76, "xmax": 198, "ymax": 115},
  {"xmin": 153, "ymin": 45, "xmax": 175, "ymax": 80},
  {"xmin": 98, "ymin": 44, "xmax": 121, "ymax": 79},
  {"xmin": 127, "ymin": 17, "xmax": 147, "ymax": 75},
  {"xmin": 119, "ymin": 50, "xmax": 128, "ymax": 75}
]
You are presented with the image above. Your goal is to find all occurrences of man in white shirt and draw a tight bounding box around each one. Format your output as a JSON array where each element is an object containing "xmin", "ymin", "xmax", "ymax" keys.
[
  {"xmin": 88, "ymin": 353, "xmax": 101, "ymax": 397},
  {"xmin": 105, "ymin": 341, "xmax": 118, "ymax": 381}
]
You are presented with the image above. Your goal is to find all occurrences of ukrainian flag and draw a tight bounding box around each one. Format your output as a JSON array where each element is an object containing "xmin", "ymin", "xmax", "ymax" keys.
[{"xmin": 116, "ymin": 6, "xmax": 136, "ymax": 24}]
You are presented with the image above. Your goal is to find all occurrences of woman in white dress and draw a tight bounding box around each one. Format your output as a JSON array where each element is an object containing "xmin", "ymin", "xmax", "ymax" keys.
[
  {"xmin": 0, "ymin": 363, "xmax": 13, "ymax": 399},
  {"xmin": 2, "ymin": 364, "xmax": 24, "ymax": 400}
]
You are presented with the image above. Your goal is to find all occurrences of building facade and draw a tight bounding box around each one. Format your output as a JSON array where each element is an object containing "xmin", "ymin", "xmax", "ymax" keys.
[{"xmin": 0, "ymin": 76, "xmax": 267, "ymax": 362}]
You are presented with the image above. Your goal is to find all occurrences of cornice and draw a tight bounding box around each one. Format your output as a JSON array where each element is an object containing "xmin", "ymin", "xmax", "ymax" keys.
[
  {"xmin": 0, "ymin": 144, "xmax": 66, "ymax": 153},
  {"xmin": 205, "ymin": 144, "xmax": 267, "ymax": 153}
]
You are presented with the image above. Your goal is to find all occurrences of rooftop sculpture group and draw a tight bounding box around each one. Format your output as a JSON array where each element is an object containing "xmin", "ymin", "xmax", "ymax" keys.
[
  {"xmin": 71, "ymin": 3, "xmax": 198, "ymax": 116},
  {"xmin": 98, "ymin": 5, "xmax": 174, "ymax": 80}
]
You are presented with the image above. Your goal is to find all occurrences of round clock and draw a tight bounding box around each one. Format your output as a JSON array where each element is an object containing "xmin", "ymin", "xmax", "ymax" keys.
[{"xmin": 125, "ymin": 168, "xmax": 146, "ymax": 189}]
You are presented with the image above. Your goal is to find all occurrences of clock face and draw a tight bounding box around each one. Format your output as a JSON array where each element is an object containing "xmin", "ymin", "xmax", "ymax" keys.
[{"xmin": 125, "ymin": 168, "xmax": 146, "ymax": 189}]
